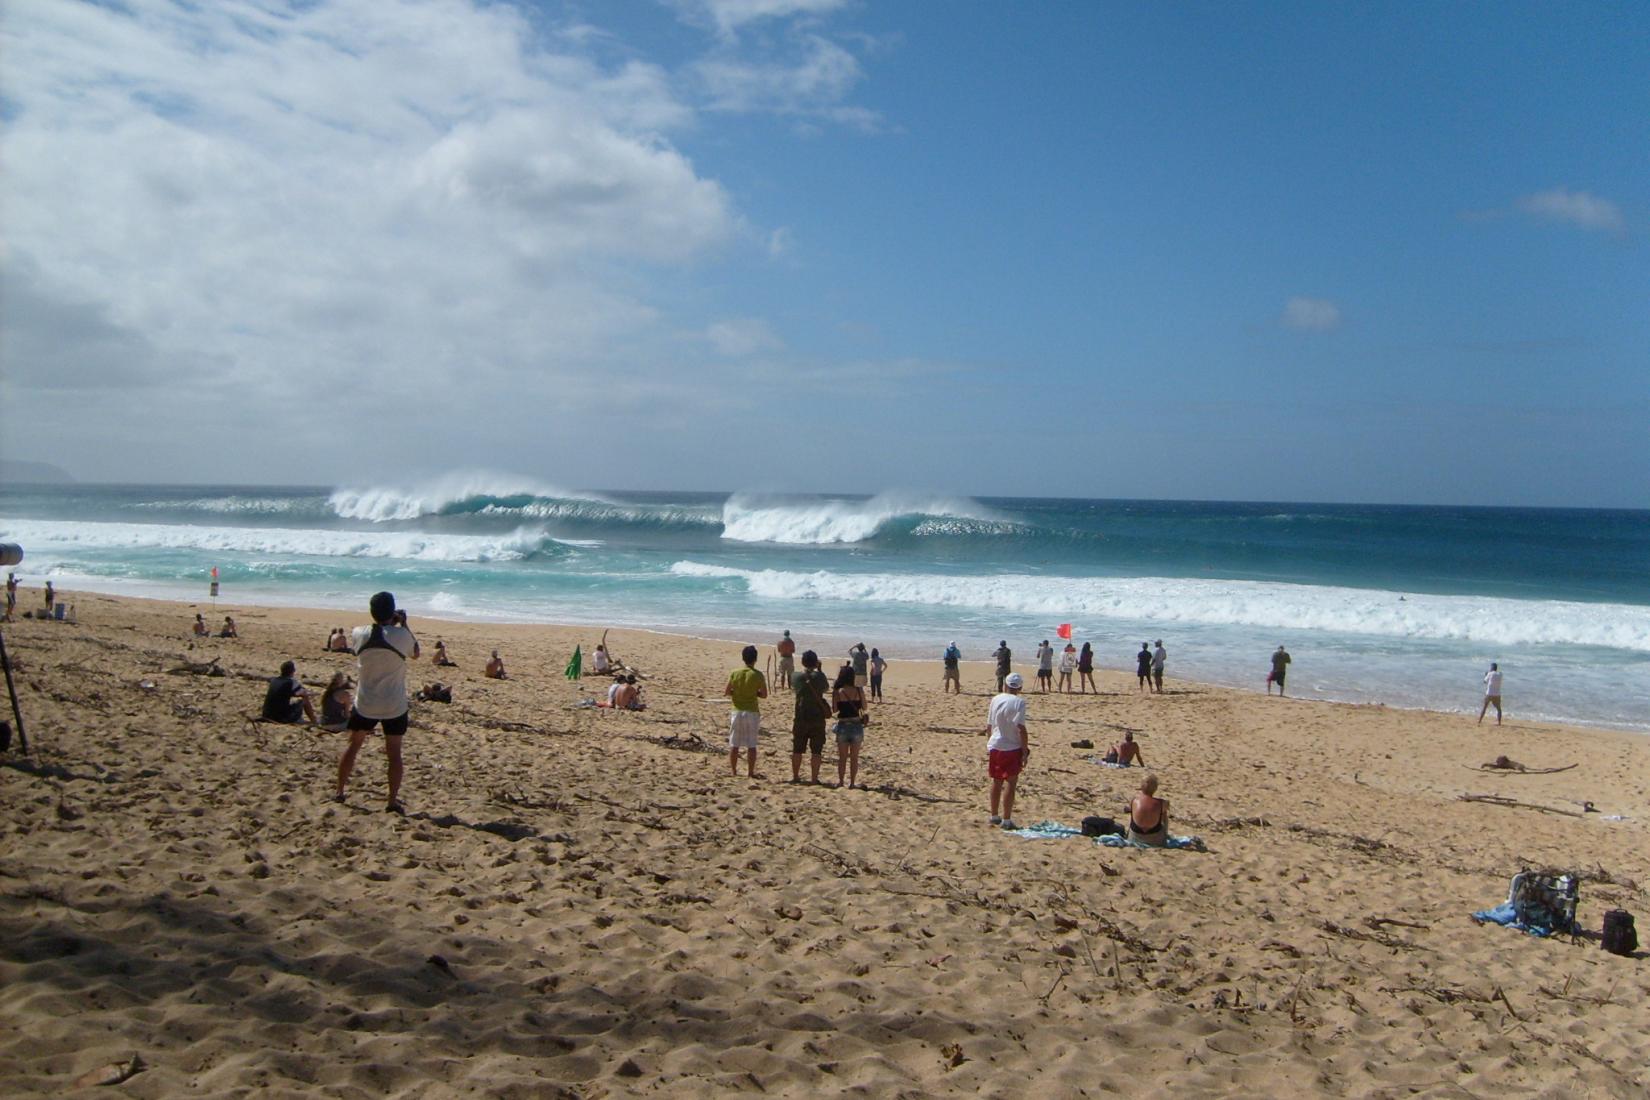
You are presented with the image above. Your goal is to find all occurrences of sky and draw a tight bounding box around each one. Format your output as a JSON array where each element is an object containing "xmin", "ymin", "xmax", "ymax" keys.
[{"xmin": 1, "ymin": 0, "xmax": 1645, "ymax": 507}]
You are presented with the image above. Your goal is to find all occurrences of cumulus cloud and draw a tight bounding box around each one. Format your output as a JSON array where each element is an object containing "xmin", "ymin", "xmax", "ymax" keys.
[
  {"xmin": 1281, "ymin": 297, "xmax": 1342, "ymax": 331},
  {"xmin": 1516, "ymin": 188, "xmax": 1626, "ymax": 235},
  {"xmin": 694, "ymin": 33, "xmax": 875, "ymax": 125},
  {"xmin": 0, "ymin": 0, "xmax": 748, "ymax": 468}
]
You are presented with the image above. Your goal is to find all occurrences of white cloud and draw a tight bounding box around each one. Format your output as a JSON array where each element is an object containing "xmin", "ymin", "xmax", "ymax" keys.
[
  {"xmin": 703, "ymin": 318, "xmax": 784, "ymax": 356},
  {"xmin": 1281, "ymin": 297, "xmax": 1342, "ymax": 331},
  {"xmin": 1516, "ymin": 188, "xmax": 1626, "ymax": 234},
  {"xmin": 677, "ymin": 0, "xmax": 852, "ymax": 38},
  {"xmin": 0, "ymin": 0, "xmax": 748, "ymax": 473},
  {"xmin": 695, "ymin": 33, "xmax": 873, "ymax": 124}
]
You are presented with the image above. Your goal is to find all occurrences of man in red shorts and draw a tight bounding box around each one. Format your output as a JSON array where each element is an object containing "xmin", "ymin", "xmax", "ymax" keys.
[{"xmin": 984, "ymin": 672, "xmax": 1030, "ymax": 829}]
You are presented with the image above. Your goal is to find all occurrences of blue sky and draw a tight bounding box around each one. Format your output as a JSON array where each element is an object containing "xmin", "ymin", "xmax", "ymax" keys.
[{"xmin": 1, "ymin": 1, "xmax": 1644, "ymax": 506}]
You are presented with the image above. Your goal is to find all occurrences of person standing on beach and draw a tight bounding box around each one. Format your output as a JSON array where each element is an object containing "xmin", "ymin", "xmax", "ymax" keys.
[
  {"xmin": 1479, "ymin": 662, "xmax": 1504, "ymax": 725},
  {"xmin": 1057, "ymin": 643, "xmax": 1076, "ymax": 693},
  {"xmin": 994, "ymin": 641, "xmax": 1012, "ymax": 692},
  {"xmin": 1269, "ymin": 645, "xmax": 1291, "ymax": 696},
  {"xmin": 725, "ymin": 644, "xmax": 768, "ymax": 779},
  {"xmin": 831, "ymin": 663, "xmax": 867, "ymax": 788},
  {"xmin": 1035, "ymin": 640, "xmax": 1054, "ymax": 693},
  {"xmin": 1152, "ymin": 640, "xmax": 1167, "ymax": 694},
  {"xmin": 985, "ymin": 672, "xmax": 1030, "ymax": 829},
  {"xmin": 5, "ymin": 572, "xmax": 16, "ymax": 621},
  {"xmin": 1077, "ymin": 642, "xmax": 1096, "ymax": 693},
  {"xmin": 942, "ymin": 641, "xmax": 962, "ymax": 694},
  {"xmin": 869, "ymin": 647, "xmax": 887, "ymax": 701},
  {"xmin": 44, "ymin": 580, "xmax": 55, "ymax": 611},
  {"xmin": 336, "ymin": 591, "xmax": 418, "ymax": 813},
  {"xmin": 776, "ymin": 630, "xmax": 796, "ymax": 691},
  {"xmin": 790, "ymin": 650, "xmax": 831, "ymax": 783},
  {"xmin": 850, "ymin": 643, "xmax": 870, "ymax": 692},
  {"xmin": 1136, "ymin": 643, "xmax": 1152, "ymax": 692}
]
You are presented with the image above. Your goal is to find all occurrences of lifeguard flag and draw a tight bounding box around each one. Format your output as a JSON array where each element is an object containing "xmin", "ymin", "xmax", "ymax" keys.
[
  {"xmin": 1056, "ymin": 623, "xmax": 1072, "ymax": 640},
  {"xmin": 564, "ymin": 644, "xmax": 582, "ymax": 680}
]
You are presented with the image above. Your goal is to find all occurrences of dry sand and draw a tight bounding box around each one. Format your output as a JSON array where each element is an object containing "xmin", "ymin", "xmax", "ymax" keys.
[{"xmin": 2, "ymin": 589, "xmax": 1647, "ymax": 1098}]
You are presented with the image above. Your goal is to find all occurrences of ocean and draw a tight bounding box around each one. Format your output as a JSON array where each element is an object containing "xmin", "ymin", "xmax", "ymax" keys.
[{"xmin": 3, "ymin": 477, "xmax": 1647, "ymax": 731}]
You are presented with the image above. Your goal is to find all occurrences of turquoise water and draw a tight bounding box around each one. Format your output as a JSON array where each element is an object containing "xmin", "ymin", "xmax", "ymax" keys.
[{"xmin": 3, "ymin": 476, "xmax": 1647, "ymax": 730}]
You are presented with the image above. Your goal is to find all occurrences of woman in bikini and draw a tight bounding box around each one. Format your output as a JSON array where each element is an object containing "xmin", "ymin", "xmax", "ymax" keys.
[
  {"xmin": 1126, "ymin": 774, "xmax": 1169, "ymax": 847},
  {"xmin": 831, "ymin": 663, "xmax": 867, "ymax": 789}
]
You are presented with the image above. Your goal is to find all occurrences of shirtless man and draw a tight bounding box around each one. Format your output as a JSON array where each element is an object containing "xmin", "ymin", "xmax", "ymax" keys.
[
  {"xmin": 1113, "ymin": 730, "xmax": 1145, "ymax": 766},
  {"xmin": 193, "ymin": 613, "xmax": 209, "ymax": 637},
  {"xmin": 1126, "ymin": 774, "xmax": 1169, "ymax": 847},
  {"xmin": 776, "ymin": 631, "xmax": 796, "ymax": 692},
  {"xmin": 484, "ymin": 650, "xmax": 507, "ymax": 679}
]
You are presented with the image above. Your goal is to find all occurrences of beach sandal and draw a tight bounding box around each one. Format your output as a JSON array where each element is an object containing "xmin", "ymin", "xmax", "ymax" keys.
[
  {"xmin": 331, "ymin": 792, "xmax": 346, "ymax": 804},
  {"xmin": 385, "ymin": 801, "xmax": 405, "ymax": 815},
  {"xmin": 989, "ymin": 815, "xmax": 1002, "ymax": 826},
  {"xmin": 1000, "ymin": 819, "xmax": 1018, "ymax": 830}
]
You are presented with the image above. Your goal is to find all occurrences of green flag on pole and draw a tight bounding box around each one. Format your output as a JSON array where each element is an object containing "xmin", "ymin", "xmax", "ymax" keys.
[{"xmin": 564, "ymin": 644, "xmax": 582, "ymax": 680}]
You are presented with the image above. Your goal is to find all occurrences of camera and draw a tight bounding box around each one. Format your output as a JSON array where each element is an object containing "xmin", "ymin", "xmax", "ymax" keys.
[{"xmin": 0, "ymin": 544, "xmax": 22, "ymax": 568}]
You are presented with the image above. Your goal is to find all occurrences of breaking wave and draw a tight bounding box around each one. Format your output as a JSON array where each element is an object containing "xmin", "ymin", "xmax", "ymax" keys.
[
  {"xmin": 3, "ymin": 519, "xmax": 576, "ymax": 564},
  {"xmin": 668, "ymin": 562, "xmax": 1650, "ymax": 652},
  {"xmin": 719, "ymin": 492, "xmax": 1023, "ymax": 544}
]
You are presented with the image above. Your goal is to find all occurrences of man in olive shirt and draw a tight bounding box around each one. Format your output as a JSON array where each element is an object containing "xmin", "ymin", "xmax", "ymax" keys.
[
  {"xmin": 725, "ymin": 644, "xmax": 768, "ymax": 778},
  {"xmin": 790, "ymin": 650, "xmax": 833, "ymax": 784}
]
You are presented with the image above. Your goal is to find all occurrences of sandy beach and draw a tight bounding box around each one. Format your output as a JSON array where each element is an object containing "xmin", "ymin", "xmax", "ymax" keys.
[{"xmin": 2, "ymin": 588, "xmax": 1646, "ymax": 1098}]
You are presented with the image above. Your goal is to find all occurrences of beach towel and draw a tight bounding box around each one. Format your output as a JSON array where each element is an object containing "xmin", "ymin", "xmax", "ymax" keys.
[
  {"xmin": 1094, "ymin": 834, "xmax": 1207, "ymax": 851},
  {"xmin": 1086, "ymin": 755, "xmax": 1135, "ymax": 770},
  {"xmin": 1007, "ymin": 821, "xmax": 1084, "ymax": 839}
]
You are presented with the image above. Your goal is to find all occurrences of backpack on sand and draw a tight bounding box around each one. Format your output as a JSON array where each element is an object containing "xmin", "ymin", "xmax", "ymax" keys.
[
  {"xmin": 1602, "ymin": 910, "xmax": 1638, "ymax": 956},
  {"xmin": 1082, "ymin": 816, "xmax": 1123, "ymax": 837}
]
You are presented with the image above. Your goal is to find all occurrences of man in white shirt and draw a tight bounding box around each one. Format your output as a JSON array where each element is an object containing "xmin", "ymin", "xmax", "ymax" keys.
[
  {"xmin": 336, "ymin": 591, "xmax": 418, "ymax": 813},
  {"xmin": 984, "ymin": 673, "xmax": 1031, "ymax": 829},
  {"xmin": 1478, "ymin": 662, "xmax": 1504, "ymax": 726}
]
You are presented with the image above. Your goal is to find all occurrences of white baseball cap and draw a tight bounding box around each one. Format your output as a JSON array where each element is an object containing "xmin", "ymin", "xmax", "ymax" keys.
[{"xmin": 1004, "ymin": 673, "xmax": 1024, "ymax": 689}]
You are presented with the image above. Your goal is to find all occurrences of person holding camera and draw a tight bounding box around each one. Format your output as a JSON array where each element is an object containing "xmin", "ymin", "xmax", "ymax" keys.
[{"xmin": 336, "ymin": 591, "xmax": 418, "ymax": 813}]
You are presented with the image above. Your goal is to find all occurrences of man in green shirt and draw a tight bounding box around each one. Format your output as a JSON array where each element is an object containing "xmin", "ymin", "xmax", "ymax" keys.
[
  {"xmin": 790, "ymin": 650, "xmax": 833, "ymax": 784},
  {"xmin": 724, "ymin": 644, "xmax": 768, "ymax": 778}
]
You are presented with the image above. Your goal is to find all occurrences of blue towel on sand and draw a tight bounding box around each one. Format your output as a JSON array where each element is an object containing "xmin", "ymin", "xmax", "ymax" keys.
[
  {"xmin": 1008, "ymin": 821, "xmax": 1207, "ymax": 851},
  {"xmin": 1009, "ymin": 821, "xmax": 1083, "ymax": 839},
  {"xmin": 1471, "ymin": 902, "xmax": 1567, "ymax": 937},
  {"xmin": 1095, "ymin": 834, "xmax": 1208, "ymax": 851},
  {"xmin": 1085, "ymin": 756, "xmax": 1136, "ymax": 769}
]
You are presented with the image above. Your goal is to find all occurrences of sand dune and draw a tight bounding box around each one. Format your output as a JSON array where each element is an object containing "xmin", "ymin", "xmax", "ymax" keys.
[{"xmin": 2, "ymin": 591, "xmax": 1646, "ymax": 1097}]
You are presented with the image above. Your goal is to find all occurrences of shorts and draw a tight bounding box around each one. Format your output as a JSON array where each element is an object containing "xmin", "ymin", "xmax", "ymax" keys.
[
  {"xmin": 943, "ymin": 667, "xmax": 960, "ymax": 682},
  {"xmin": 988, "ymin": 748, "xmax": 1024, "ymax": 780},
  {"xmin": 854, "ymin": 673, "xmax": 868, "ymax": 689},
  {"xmin": 777, "ymin": 656, "xmax": 794, "ymax": 679},
  {"xmin": 834, "ymin": 721, "xmax": 865, "ymax": 746},
  {"xmin": 729, "ymin": 710, "xmax": 761, "ymax": 750},
  {"xmin": 1272, "ymin": 670, "xmax": 1286, "ymax": 687},
  {"xmin": 348, "ymin": 710, "xmax": 409, "ymax": 736},
  {"xmin": 791, "ymin": 718, "xmax": 827, "ymax": 755},
  {"xmin": 1038, "ymin": 668, "xmax": 1052, "ymax": 679}
]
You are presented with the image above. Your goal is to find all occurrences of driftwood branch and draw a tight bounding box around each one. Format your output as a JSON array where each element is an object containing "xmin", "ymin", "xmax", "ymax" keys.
[
  {"xmin": 1466, "ymin": 759, "xmax": 1577, "ymax": 775},
  {"xmin": 1458, "ymin": 793, "xmax": 1583, "ymax": 817}
]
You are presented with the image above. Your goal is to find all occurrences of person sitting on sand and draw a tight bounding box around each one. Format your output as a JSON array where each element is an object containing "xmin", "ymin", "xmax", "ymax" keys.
[
  {"xmin": 599, "ymin": 673, "xmax": 625, "ymax": 708},
  {"xmin": 330, "ymin": 627, "xmax": 351, "ymax": 653},
  {"xmin": 1126, "ymin": 774, "xmax": 1169, "ymax": 847},
  {"xmin": 262, "ymin": 660, "xmax": 317, "ymax": 724},
  {"xmin": 832, "ymin": 662, "xmax": 867, "ymax": 789},
  {"xmin": 220, "ymin": 616, "xmax": 238, "ymax": 639},
  {"xmin": 1112, "ymin": 730, "xmax": 1145, "ymax": 766},
  {"xmin": 592, "ymin": 643, "xmax": 612, "ymax": 675},
  {"xmin": 432, "ymin": 639, "xmax": 457, "ymax": 667},
  {"xmin": 319, "ymin": 672, "xmax": 353, "ymax": 732},
  {"xmin": 615, "ymin": 674, "xmax": 644, "ymax": 711},
  {"xmin": 484, "ymin": 650, "xmax": 507, "ymax": 679},
  {"xmin": 193, "ymin": 613, "xmax": 209, "ymax": 637}
]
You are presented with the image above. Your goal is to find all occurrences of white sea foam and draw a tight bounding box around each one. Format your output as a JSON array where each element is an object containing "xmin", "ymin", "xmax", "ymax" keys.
[
  {"xmin": 132, "ymin": 495, "xmax": 313, "ymax": 515},
  {"xmin": 1, "ymin": 518, "xmax": 570, "ymax": 564},
  {"xmin": 668, "ymin": 562, "xmax": 1650, "ymax": 653},
  {"xmin": 328, "ymin": 471, "xmax": 611, "ymax": 522},
  {"xmin": 427, "ymin": 591, "xmax": 466, "ymax": 614},
  {"xmin": 719, "ymin": 491, "xmax": 1005, "ymax": 545}
]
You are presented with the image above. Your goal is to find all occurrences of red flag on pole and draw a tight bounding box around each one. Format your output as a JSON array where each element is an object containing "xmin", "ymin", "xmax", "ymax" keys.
[{"xmin": 1056, "ymin": 623, "xmax": 1072, "ymax": 640}]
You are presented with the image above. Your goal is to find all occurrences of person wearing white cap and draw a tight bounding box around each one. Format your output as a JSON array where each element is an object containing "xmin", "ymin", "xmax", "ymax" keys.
[{"xmin": 984, "ymin": 672, "xmax": 1031, "ymax": 829}]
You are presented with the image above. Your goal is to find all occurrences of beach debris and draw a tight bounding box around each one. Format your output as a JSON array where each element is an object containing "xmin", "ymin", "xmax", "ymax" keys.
[
  {"xmin": 426, "ymin": 954, "xmax": 454, "ymax": 976},
  {"xmin": 136, "ymin": 679, "xmax": 156, "ymax": 691},
  {"xmin": 72, "ymin": 1053, "xmax": 146, "ymax": 1088},
  {"xmin": 166, "ymin": 657, "xmax": 224, "ymax": 677},
  {"xmin": 774, "ymin": 904, "xmax": 804, "ymax": 921},
  {"xmin": 940, "ymin": 1043, "xmax": 968, "ymax": 1069},
  {"xmin": 1459, "ymin": 793, "xmax": 1584, "ymax": 817},
  {"xmin": 1467, "ymin": 757, "xmax": 1577, "ymax": 775}
]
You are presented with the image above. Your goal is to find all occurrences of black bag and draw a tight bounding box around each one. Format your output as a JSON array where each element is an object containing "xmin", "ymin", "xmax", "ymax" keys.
[
  {"xmin": 1082, "ymin": 816, "xmax": 1122, "ymax": 837},
  {"xmin": 1602, "ymin": 909, "xmax": 1637, "ymax": 956}
]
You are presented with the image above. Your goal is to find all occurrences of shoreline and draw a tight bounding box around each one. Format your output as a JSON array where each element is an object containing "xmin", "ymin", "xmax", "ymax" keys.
[{"xmin": 17, "ymin": 580, "xmax": 1648, "ymax": 738}]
